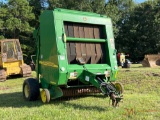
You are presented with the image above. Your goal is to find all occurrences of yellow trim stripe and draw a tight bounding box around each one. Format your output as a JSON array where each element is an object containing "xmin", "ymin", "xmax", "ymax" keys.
[
  {"xmin": 114, "ymin": 71, "xmax": 118, "ymax": 78},
  {"xmin": 39, "ymin": 61, "xmax": 58, "ymax": 68}
]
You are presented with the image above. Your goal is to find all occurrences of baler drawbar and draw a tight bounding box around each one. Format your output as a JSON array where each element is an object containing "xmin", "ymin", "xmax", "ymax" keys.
[{"xmin": 22, "ymin": 8, "xmax": 123, "ymax": 107}]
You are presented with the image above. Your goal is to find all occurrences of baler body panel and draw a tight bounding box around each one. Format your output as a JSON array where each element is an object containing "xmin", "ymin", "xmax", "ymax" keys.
[
  {"xmin": 37, "ymin": 9, "xmax": 118, "ymax": 88},
  {"xmin": 39, "ymin": 11, "xmax": 60, "ymax": 87}
]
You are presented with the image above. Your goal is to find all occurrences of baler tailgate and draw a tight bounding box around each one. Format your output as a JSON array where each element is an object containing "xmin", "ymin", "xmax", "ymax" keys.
[{"xmin": 64, "ymin": 22, "xmax": 106, "ymax": 64}]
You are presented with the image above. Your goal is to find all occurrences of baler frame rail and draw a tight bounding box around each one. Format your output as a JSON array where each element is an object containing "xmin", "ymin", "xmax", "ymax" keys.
[
  {"xmin": 83, "ymin": 70, "xmax": 123, "ymax": 107},
  {"xmin": 66, "ymin": 37, "xmax": 106, "ymax": 43},
  {"xmin": 96, "ymin": 77, "xmax": 123, "ymax": 107}
]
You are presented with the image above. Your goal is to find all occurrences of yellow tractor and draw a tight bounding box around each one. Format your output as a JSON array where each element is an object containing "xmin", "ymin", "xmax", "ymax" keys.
[{"xmin": 0, "ymin": 39, "xmax": 31, "ymax": 81}]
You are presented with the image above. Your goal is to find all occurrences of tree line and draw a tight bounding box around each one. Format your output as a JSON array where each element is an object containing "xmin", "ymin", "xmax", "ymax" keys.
[{"xmin": 0, "ymin": 0, "xmax": 160, "ymax": 62}]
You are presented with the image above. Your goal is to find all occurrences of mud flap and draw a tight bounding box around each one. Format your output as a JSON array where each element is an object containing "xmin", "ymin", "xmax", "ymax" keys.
[
  {"xmin": 74, "ymin": 25, "xmax": 83, "ymax": 64},
  {"xmin": 84, "ymin": 26, "xmax": 91, "ymax": 63},
  {"xmin": 64, "ymin": 22, "xmax": 105, "ymax": 64},
  {"xmin": 49, "ymin": 86, "xmax": 63, "ymax": 99},
  {"xmin": 94, "ymin": 26, "xmax": 102, "ymax": 63}
]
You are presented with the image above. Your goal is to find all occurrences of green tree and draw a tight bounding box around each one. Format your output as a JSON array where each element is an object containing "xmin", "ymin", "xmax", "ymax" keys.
[
  {"xmin": 0, "ymin": 0, "xmax": 36, "ymax": 61},
  {"xmin": 4, "ymin": 0, "xmax": 35, "ymax": 38},
  {"xmin": 105, "ymin": 0, "xmax": 135, "ymax": 40},
  {"xmin": 0, "ymin": 2, "xmax": 7, "ymax": 39},
  {"xmin": 117, "ymin": 1, "xmax": 160, "ymax": 61},
  {"xmin": 28, "ymin": 0, "xmax": 48, "ymax": 27},
  {"xmin": 47, "ymin": 0, "xmax": 106, "ymax": 14},
  {"xmin": 47, "ymin": 0, "xmax": 63, "ymax": 9}
]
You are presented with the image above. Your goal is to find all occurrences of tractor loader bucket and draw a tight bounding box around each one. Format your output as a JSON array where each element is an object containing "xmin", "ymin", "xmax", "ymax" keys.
[{"xmin": 142, "ymin": 54, "xmax": 160, "ymax": 67}]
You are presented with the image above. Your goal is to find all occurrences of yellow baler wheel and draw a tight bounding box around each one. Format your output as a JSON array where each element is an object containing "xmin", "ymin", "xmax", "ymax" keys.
[
  {"xmin": 24, "ymin": 84, "xmax": 30, "ymax": 98},
  {"xmin": 114, "ymin": 82, "xmax": 124, "ymax": 94},
  {"xmin": 41, "ymin": 89, "xmax": 50, "ymax": 103}
]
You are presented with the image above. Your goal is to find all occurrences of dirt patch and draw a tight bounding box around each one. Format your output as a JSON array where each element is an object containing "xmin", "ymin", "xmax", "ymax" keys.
[
  {"xmin": 125, "ymin": 70, "xmax": 130, "ymax": 72},
  {"xmin": 145, "ymin": 72, "xmax": 160, "ymax": 77},
  {"xmin": 0, "ymin": 87, "xmax": 10, "ymax": 90},
  {"xmin": 152, "ymin": 73, "xmax": 160, "ymax": 76}
]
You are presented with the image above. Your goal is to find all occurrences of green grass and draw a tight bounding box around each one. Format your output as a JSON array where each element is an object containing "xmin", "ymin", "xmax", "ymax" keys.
[{"xmin": 0, "ymin": 64, "xmax": 160, "ymax": 120}]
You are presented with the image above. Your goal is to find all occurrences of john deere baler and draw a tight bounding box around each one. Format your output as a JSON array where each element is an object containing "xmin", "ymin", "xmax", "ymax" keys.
[{"xmin": 23, "ymin": 8, "xmax": 123, "ymax": 106}]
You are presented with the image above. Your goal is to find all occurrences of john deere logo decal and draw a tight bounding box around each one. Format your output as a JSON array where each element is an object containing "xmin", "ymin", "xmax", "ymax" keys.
[
  {"xmin": 110, "ymin": 38, "xmax": 115, "ymax": 49},
  {"xmin": 83, "ymin": 17, "xmax": 87, "ymax": 21}
]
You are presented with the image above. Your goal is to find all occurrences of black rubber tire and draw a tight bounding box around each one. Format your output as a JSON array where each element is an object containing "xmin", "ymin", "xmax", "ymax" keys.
[
  {"xmin": 23, "ymin": 78, "xmax": 40, "ymax": 101},
  {"xmin": 126, "ymin": 63, "xmax": 130, "ymax": 68}
]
